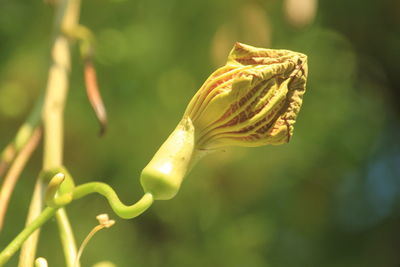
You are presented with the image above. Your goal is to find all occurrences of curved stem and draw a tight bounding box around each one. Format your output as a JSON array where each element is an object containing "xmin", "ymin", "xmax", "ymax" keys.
[
  {"xmin": 73, "ymin": 183, "xmax": 154, "ymax": 219},
  {"xmin": 0, "ymin": 184, "xmax": 154, "ymax": 266}
]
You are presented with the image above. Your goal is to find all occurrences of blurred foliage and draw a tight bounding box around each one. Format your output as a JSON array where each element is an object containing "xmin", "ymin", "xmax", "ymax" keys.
[{"xmin": 1, "ymin": 0, "xmax": 400, "ymax": 266}]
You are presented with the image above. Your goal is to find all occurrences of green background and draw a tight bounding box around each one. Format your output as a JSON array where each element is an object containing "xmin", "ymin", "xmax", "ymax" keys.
[{"xmin": 1, "ymin": 0, "xmax": 400, "ymax": 266}]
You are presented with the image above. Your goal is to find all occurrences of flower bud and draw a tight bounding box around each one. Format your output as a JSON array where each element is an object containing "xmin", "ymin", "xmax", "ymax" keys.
[
  {"xmin": 186, "ymin": 42, "xmax": 308, "ymax": 149},
  {"xmin": 140, "ymin": 42, "xmax": 308, "ymax": 200}
]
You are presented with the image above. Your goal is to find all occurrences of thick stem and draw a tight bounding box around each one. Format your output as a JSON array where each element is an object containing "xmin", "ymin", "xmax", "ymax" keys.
[
  {"xmin": 40, "ymin": 0, "xmax": 82, "ymax": 265},
  {"xmin": 41, "ymin": 34, "xmax": 79, "ymax": 266},
  {"xmin": 15, "ymin": 0, "xmax": 83, "ymax": 265},
  {"xmin": 42, "ymin": 35, "xmax": 70, "ymax": 170},
  {"xmin": 42, "ymin": 35, "xmax": 79, "ymax": 266}
]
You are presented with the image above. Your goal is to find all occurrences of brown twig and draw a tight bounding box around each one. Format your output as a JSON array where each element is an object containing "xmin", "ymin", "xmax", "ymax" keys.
[
  {"xmin": 84, "ymin": 59, "xmax": 108, "ymax": 136},
  {"xmin": 0, "ymin": 144, "xmax": 15, "ymax": 178},
  {"xmin": 0, "ymin": 128, "xmax": 42, "ymax": 231},
  {"xmin": 64, "ymin": 24, "xmax": 108, "ymax": 136}
]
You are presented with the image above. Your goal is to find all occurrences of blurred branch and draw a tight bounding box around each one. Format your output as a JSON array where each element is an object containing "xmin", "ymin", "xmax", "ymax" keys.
[
  {"xmin": 41, "ymin": 0, "xmax": 82, "ymax": 266},
  {"xmin": 0, "ymin": 128, "xmax": 42, "ymax": 231},
  {"xmin": 0, "ymin": 97, "xmax": 43, "ymax": 179},
  {"xmin": 84, "ymin": 59, "xmax": 108, "ymax": 135},
  {"xmin": 18, "ymin": 179, "xmax": 44, "ymax": 267},
  {"xmin": 17, "ymin": 0, "xmax": 82, "ymax": 266},
  {"xmin": 64, "ymin": 25, "xmax": 108, "ymax": 135},
  {"xmin": 0, "ymin": 144, "xmax": 14, "ymax": 178},
  {"xmin": 42, "ymin": 34, "xmax": 70, "ymax": 170}
]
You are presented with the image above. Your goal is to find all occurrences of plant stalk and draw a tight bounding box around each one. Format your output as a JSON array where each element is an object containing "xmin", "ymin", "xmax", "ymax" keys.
[
  {"xmin": 18, "ymin": 180, "xmax": 44, "ymax": 267},
  {"xmin": 0, "ymin": 207, "xmax": 58, "ymax": 266},
  {"xmin": 0, "ymin": 184, "xmax": 153, "ymax": 266},
  {"xmin": 0, "ymin": 128, "xmax": 42, "ymax": 231},
  {"xmin": 16, "ymin": 0, "xmax": 83, "ymax": 265}
]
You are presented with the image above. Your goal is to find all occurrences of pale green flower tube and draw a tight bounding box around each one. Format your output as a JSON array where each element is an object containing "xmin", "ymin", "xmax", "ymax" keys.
[{"xmin": 141, "ymin": 42, "xmax": 308, "ymax": 200}]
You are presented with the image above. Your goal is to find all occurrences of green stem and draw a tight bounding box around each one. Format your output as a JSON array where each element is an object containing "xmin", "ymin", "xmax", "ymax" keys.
[
  {"xmin": 56, "ymin": 209, "xmax": 78, "ymax": 267},
  {"xmin": 0, "ymin": 207, "xmax": 58, "ymax": 266},
  {"xmin": 0, "ymin": 184, "xmax": 154, "ymax": 266},
  {"xmin": 73, "ymin": 183, "xmax": 154, "ymax": 219}
]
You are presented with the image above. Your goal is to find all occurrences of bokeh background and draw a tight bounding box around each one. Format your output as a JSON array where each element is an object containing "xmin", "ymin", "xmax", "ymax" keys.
[{"xmin": 1, "ymin": 0, "xmax": 400, "ymax": 266}]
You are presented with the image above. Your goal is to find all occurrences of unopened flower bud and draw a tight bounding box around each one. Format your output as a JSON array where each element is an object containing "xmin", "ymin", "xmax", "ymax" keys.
[{"xmin": 141, "ymin": 42, "xmax": 308, "ymax": 200}]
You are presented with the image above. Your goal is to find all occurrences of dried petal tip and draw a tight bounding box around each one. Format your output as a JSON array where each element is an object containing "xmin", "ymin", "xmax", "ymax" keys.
[
  {"xmin": 186, "ymin": 42, "xmax": 308, "ymax": 149},
  {"xmin": 96, "ymin": 213, "xmax": 115, "ymax": 228}
]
